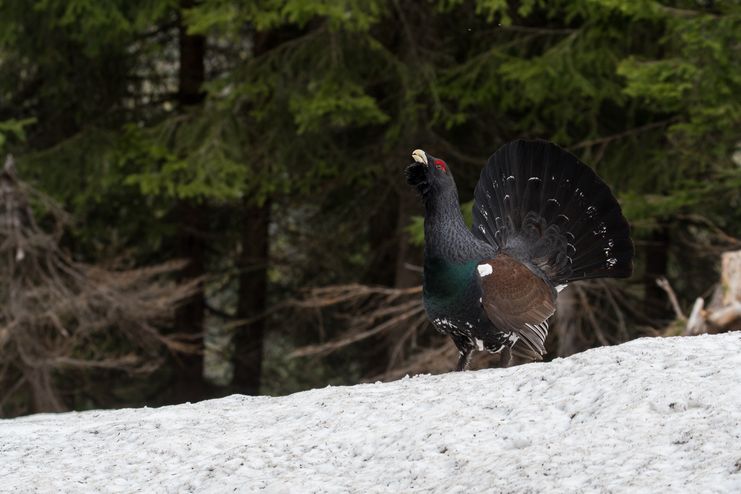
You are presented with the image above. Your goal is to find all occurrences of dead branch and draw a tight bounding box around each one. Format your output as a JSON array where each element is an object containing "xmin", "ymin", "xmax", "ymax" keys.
[
  {"xmin": 656, "ymin": 277, "xmax": 686, "ymax": 320},
  {"xmin": 661, "ymin": 250, "xmax": 741, "ymax": 337},
  {"xmin": 292, "ymin": 272, "xmax": 652, "ymax": 381},
  {"xmin": 685, "ymin": 298, "xmax": 705, "ymax": 335},
  {"xmin": 0, "ymin": 157, "xmax": 197, "ymax": 416},
  {"xmin": 295, "ymin": 284, "xmax": 422, "ymax": 308},
  {"xmin": 708, "ymin": 302, "xmax": 741, "ymax": 329},
  {"xmin": 572, "ymin": 118, "xmax": 678, "ymax": 150},
  {"xmin": 290, "ymin": 284, "xmax": 425, "ymax": 359}
]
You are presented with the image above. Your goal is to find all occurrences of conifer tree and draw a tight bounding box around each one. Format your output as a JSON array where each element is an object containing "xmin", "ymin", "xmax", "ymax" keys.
[{"xmin": 0, "ymin": 0, "xmax": 738, "ymax": 406}]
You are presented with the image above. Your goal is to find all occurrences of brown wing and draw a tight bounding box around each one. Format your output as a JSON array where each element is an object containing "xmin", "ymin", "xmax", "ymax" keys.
[{"xmin": 477, "ymin": 254, "xmax": 556, "ymax": 360}]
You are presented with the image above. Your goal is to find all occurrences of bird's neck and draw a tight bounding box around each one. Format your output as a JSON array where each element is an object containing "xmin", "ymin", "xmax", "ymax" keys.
[
  {"xmin": 423, "ymin": 187, "xmax": 471, "ymax": 261},
  {"xmin": 421, "ymin": 187, "xmax": 485, "ymax": 312}
]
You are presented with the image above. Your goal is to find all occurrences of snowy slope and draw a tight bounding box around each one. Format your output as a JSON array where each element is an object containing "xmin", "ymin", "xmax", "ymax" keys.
[{"xmin": 2, "ymin": 333, "xmax": 741, "ymax": 493}]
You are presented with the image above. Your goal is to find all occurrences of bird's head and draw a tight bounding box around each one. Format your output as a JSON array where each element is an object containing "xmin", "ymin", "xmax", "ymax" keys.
[{"xmin": 405, "ymin": 149, "xmax": 455, "ymax": 198}]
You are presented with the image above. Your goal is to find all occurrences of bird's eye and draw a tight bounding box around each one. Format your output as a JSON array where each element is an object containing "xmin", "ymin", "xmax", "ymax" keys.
[{"xmin": 434, "ymin": 159, "xmax": 447, "ymax": 172}]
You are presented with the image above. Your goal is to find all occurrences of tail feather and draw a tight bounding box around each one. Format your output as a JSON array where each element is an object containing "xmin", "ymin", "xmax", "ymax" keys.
[{"xmin": 472, "ymin": 139, "xmax": 633, "ymax": 284}]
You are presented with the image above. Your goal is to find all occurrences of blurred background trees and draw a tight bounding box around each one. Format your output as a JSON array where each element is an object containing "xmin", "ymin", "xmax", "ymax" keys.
[{"xmin": 0, "ymin": 0, "xmax": 738, "ymax": 416}]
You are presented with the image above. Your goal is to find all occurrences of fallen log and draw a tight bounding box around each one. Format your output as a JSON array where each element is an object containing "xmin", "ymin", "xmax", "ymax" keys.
[{"xmin": 666, "ymin": 250, "xmax": 741, "ymax": 335}]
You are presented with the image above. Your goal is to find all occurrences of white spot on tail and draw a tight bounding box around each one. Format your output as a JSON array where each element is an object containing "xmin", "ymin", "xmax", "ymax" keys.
[{"xmin": 477, "ymin": 263, "xmax": 493, "ymax": 277}]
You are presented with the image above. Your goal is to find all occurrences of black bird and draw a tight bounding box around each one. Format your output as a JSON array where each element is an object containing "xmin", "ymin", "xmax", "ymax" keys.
[{"xmin": 406, "ymin": 140, "xmax": 633, "ymax": 371}]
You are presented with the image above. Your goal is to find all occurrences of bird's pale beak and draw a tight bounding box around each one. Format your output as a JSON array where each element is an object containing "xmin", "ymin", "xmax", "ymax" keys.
[{"xmin": 412, "ymin": 149, "xmax": 428, "ymax": 166}]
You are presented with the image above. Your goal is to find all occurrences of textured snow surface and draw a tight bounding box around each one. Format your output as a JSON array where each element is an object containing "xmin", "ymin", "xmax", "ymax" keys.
[{"xmin": 2, "ymin": 333, "xmax": 741, "ymax": 493}]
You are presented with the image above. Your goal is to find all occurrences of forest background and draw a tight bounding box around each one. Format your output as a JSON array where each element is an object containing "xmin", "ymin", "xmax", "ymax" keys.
[{"xmin": 0, "ymin": 0, "xmax": 739, "ymax": 417}]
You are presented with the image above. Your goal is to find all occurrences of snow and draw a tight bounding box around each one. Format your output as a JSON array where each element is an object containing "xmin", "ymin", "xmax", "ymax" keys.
[{"xmin": 2, "ymin": 333, "xmax": 741, "ymax": 493}]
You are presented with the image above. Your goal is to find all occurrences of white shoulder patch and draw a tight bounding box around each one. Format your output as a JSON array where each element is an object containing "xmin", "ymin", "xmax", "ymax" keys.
[
  {"xmin": 477, "ymin": 263, "xmax": 493, "ymax": 277},
  {"xmin": 556, "ymin": 284, "xmax": 568, "ymax": 293}
]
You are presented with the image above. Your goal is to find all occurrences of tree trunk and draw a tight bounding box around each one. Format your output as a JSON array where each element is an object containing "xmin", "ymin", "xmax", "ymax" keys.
[
  {"xmin": 167, "ymin": 2, "xmax": 214, "ymax": 403},
  {"xmin": 27, "ymin": 369, "xmax": 65, "ymax": 414},
  {"xmin": 554, "ymin": 285, "xmax": 581, "ymax": 357},
  {"xmin": 644, "ymin": 226, "xmax": 672, "ymax": 321},
  {"xmin": 394, "ymin": 188, "xmax": 423, "ymax": 289},
  {"xmin": 364, "ymin": 186, "xmax": 400, "ymax": 286},
  {"xmin": 177, "ymin": 0, "xmax": 205, "ymax": 106},
  {"xmin": 232, "ymin": 201, "xmax": 271, "ymax": 395},
  {"xmin": 720, "ymin": 250, "xmax": 741, "ymax": 306},
  {"xmin": 227, "ymin": 28, "xmax": 299, "ymax": 395},
  {"xmin": 376, "ymin": 187, "xmax": 423, "ymax": 372}
]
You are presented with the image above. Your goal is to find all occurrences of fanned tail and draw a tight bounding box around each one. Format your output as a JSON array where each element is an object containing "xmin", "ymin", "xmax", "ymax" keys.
[{"xmin": 472, "ymin": 139, "xmax": 633, "ymax": 284}]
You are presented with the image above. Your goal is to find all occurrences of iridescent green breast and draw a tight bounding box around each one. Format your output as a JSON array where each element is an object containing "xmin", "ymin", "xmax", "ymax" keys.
[{"xmin": 423, "ymin": 258, "xmax": 478, "ymax": 311}]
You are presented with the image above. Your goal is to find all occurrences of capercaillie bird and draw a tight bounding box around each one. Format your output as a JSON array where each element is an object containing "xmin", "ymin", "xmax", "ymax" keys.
[{"xmin": 406, "ymin": 140, "xmax": 633, "ymax": 371}]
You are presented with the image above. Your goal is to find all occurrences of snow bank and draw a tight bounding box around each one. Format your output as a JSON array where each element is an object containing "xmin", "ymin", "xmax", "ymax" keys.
[{"xmin": 2, "ymin": 333, "xmax": 741, "ymax": 493}]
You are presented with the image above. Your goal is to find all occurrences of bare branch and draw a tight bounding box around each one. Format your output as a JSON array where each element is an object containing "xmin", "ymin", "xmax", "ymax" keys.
[
  {"xmin": 0, "ymin": 164, "xmax": 196, "ymax": 416},
  {"xmin": 656, "ymin": 277, "xmax": 686, "ymax": 320},
  {"xmin": 684, "ymin": 298, "xmax": 706, "ymax": 336},
  {"xmin": 572, "ymin": 119, "xmax": 677, "ymax": 150}
]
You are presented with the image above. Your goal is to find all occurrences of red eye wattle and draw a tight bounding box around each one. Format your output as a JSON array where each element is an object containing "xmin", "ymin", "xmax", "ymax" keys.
[{"xmin": 434, "ymin": 159, "xmax": 447, "ymax": 172}]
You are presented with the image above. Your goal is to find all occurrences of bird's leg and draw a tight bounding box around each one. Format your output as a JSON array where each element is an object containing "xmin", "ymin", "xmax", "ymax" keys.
[
  {"xmin": 499, "ymin": 346, "xmax": 511, "ymax": 368},
  {"xmin": 455, "ymin": 347, "xmax": 473, "ymax": 371}
]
